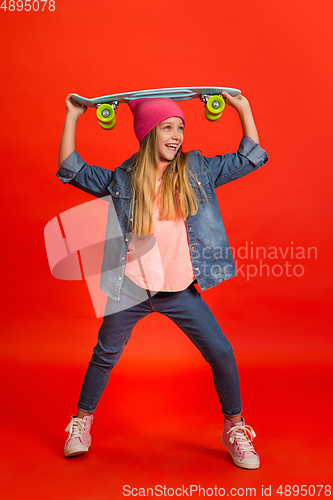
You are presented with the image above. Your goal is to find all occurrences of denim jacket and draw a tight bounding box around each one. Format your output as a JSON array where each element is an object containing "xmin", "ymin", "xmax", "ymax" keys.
[{"xmin": 57, "ymin": 136, "xmax": 268, "ymax": 300}]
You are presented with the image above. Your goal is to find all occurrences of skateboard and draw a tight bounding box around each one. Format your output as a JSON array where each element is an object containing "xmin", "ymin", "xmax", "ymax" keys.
[{"xmin": 71, "ymin": 86, "xmax": 241, "ymax": 130}]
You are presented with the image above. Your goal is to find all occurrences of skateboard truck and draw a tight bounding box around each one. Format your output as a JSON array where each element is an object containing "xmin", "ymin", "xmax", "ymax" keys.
[
  {"xmin": 96, "ymin": 101, "xmax": 119, "ymax": 130},
  {"xmin": 200, "ymin": 93, "xmax": 226, "ymax": 122}
]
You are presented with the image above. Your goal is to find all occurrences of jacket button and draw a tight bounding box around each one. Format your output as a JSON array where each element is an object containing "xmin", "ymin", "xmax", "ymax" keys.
[
  {"xmin": 116, "ymin": 191, "xmax": 119, "ymax": 195},
  {"xmin": 191, "ymin": 246, "xmax": 195, "ymax": 250},
  {"xmin": 118, "ymin": 277, "xmax": 122, "ymax": 281},
  {"xmin": 125, "ymin": 238, "xmax": 128, "ymax": 242},
  {"xmin": 189, "ymin": 228, "xmax": 192, "ymax": 231}
]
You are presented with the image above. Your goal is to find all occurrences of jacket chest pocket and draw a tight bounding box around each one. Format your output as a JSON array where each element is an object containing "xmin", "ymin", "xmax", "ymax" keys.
[
  {"xmin": 108, "ymin": 182, "xmax": 132, "ymax": 215},
  {"xmin": 190, "ymin": 174, "xmax": 212, "ymax": 205}
]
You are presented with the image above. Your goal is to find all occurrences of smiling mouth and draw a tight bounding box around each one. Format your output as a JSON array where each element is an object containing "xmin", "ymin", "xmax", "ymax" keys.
[{"xmin": 166, "ymin": 144, "xmax": 178, "ymax": 152}]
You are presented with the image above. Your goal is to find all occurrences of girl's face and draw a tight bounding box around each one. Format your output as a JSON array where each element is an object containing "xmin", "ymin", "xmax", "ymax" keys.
[{"xmin": 156, "ymin": 117, "xmax": 184, "ymax": 162}]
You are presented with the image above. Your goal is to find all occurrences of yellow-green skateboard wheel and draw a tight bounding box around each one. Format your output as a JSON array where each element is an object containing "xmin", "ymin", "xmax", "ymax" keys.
[
  {"xmin": 205, "ymin": 108, "xmax": 223, "ymax": 121},
  {"xmin": 96, "ymin": 104, "xmax": 115, "ymax": 124},
  {"xmin": 99, "ymin": 116, "xmax": 116, "ymax": 130},
  {"xmin": 206, "ymin": 95, "xmax": 225, "ymax": 115}
]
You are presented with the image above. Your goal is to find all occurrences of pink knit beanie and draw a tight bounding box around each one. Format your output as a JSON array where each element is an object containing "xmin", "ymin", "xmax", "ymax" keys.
[{"xmin": 128, "ymin": 98, "xmax": 185, "ymax": 142}]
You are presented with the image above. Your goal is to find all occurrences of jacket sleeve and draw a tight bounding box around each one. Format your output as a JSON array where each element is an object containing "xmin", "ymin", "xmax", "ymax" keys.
[
  {"xmin": 203, "ymin": 136, "xmax": 269, "ymax": 188},
  {"xmin": 56, "ymin": 150, "xmax": 113, "ymax": 198}
]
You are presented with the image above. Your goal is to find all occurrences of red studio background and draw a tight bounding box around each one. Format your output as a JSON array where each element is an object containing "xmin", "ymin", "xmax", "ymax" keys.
[{"xmin": 1, "ymin": 1, "xmax": 332, "ymax": 499}]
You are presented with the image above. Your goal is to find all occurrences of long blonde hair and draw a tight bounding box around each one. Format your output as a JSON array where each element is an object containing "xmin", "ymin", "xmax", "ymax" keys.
[{"xmin": 130, "ymin": 128, "xmax": 199, "ymax": 236}]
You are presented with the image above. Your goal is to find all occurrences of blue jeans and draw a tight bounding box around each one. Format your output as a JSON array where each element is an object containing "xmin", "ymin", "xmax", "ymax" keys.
[{"xmin": 78, "ymin": 277, "xmax": 242, "ymax": 417}]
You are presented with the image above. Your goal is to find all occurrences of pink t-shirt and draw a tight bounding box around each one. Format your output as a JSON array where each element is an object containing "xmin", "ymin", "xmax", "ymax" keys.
[{"xmin": 125, "ymin": 162, "xmax": 196, "ymax": 291}]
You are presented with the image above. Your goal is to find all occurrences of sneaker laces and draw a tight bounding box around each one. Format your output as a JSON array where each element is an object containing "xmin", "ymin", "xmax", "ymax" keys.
[
  {"xmin": 65, "ymin": 418, "xmax": 86, "ymax": 439},
  {"xmin": 227, "ymin": 425, "xmax": 256, "ymax": 453}
]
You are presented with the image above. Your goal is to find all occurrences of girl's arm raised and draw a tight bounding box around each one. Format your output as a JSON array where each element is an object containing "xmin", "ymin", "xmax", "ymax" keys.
[
  {"xmin": 221, "ymin": 92, "xmax": 259, "ymax": 144},
  {"xmin": 58, "ymin": 94, "xmax": 87, "ymax": 168}
]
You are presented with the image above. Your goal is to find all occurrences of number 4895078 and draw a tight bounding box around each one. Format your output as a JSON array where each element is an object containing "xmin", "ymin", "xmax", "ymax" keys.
[{"xmin": 1, "ymin": 0, "xmax": 56, "ymax": 11}]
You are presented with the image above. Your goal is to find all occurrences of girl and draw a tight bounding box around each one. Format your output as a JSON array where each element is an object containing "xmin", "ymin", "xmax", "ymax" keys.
[{"xmin": 57, "ymin": 91, "xmax": 268, "ymax": 469}]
